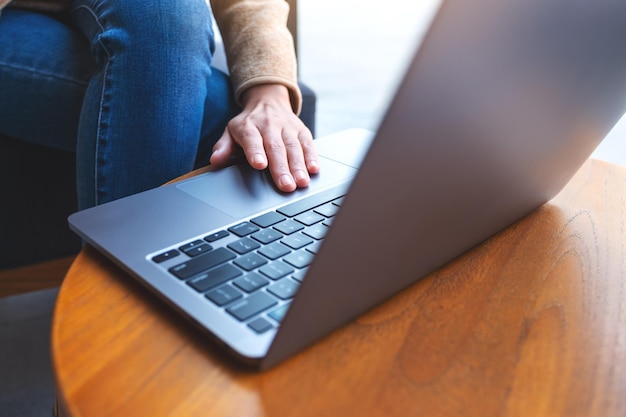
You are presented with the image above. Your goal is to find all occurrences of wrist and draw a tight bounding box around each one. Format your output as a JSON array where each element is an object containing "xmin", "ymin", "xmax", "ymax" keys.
[{"xmin": 241, "ymin": 84, "xmax": 293, "ymax": 111}]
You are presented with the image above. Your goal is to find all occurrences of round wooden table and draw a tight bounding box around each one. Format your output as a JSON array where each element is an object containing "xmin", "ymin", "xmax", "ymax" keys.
[{"xmin": 52, "ymin": 159, "xmax": 626, "ymax": 417}]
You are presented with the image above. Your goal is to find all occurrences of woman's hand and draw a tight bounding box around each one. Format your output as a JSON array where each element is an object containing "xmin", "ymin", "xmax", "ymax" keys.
[{"xmin": 210, "ymin": 84, "xmax": 319, "ymax": 192}]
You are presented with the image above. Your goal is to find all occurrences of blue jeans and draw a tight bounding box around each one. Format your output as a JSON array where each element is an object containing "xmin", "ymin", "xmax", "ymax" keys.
[{"xmin": 0, "ymin": 0, "xmax": 238, "ymax": 209}]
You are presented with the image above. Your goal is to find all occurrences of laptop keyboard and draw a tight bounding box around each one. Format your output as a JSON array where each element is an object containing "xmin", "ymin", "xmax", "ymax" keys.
[{"xmin": 151, "ymin": 184, "xmax": 348, "ymax": 335}]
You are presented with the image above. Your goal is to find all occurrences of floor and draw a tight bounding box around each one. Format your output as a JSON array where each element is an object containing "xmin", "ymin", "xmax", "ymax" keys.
[
  {"xmin": 0, "ymin": 288, "xmax": 58, "ymax": 416},
  {"xmin": 1, "ymin": 1, "xmax": 625, "ymax": 416}
]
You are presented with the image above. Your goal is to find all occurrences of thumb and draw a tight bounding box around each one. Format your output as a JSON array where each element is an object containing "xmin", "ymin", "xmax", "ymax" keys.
[{"xmin": 210, "ymin": 130, "xmax": 235, "ymax": 167}]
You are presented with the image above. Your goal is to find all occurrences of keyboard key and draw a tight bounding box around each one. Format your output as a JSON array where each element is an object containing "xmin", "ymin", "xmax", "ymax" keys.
[
  {"xmin": 274, "ymin": 219, "xmax": 304, "ymax": 235},
  {"xmin": 269, "ymin": 303, "xmax": 291, "ymax": 322},
  {"xmin": 292, "ymin": 268, "xmax": 308, "ymax": 282},
  {"xmin": 228, "ymin": 222, "xmax": 260, "ymax": 237},
  {"xmin": 277, "ymin": 184, "xmax": 349, "ymax": 217},
  {"xmin": 281, "ymin": 233, "xmax": 314, "ymax": 250},
  {"xmin": 259, "ymin": 261, "xmax": 294, "ymax": 280},
  {"xmin": 251, "ymin": 228, "xmax": 283, "ymax": 244},
  {"xmin": 314, "ymin": 202, "xmax": 339, "ymax": 217},
  {"xmin": 169, "ymin": 247, "xmax": 236, "ymax": 280},
  {"xmin": 258, "ymin": 242, "xmax": 291, "ymax": 260},
  {"xmin": 204, "ymin": 230, "xmax": 229, "ymax": 242},
  {"xmin": 268, "ymin": 278, "xmax": 300, "ymax": 300},
  {"xmin": 294, "ymin": 211, "xmax": 325, "ymax": 226},
  {"xmin": 283, "ymin": 250, "xmax": 315, "ymax": 268},
  {"xmin": 248, "ymin": 317, "xmax": 274, "ymax": 333},
  {"xmin": 206, "ymin": 285, "xmax": 243, "ymax": 306},
  {"xmin": 259, "ymin": 242, "xmax": 291, "ymax": 261},
  {"xmin": 250, "ymin": 211, "xmax": 286, "ymax": 227},
  {"xmin": 303, "ymin": 224, "xmax": 329, "ymax": 240},
  {"xmin": 187, "ymin": 264, "xmax": 242, "ymax": 293},
  {"xmin": 182, "ymin": 243, "xmax": 213, "ymax": 257},
  {"xmin": 305, "ymin": 241, "xmax": 323, "ymax": 254},
  {"xmin": 227, "ymin": 237, "xmax": 261, "ymax": 254},
  {"xmin": 233, "ymin": 272, "xmax": 269, "ymax": 293},
  {"xmin": 234, "ymin": 252, "xmax": 268, "ymax": 271},
  {"xmin": 152, "ymin": 249, "xmax": 180, "ymax": 263},
  {"xmin": 226, "ymin": 292, "xmax": 278, "ymax": 321},
  {"xmin": 180, "ymin": 240, "xmax": 205, "ymax": 252}
]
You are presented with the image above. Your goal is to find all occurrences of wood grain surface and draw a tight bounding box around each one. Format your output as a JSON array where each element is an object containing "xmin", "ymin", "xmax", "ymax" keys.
[{"xmin": 52, "ymin": 159, "xmax": 626, "ymax": 417}]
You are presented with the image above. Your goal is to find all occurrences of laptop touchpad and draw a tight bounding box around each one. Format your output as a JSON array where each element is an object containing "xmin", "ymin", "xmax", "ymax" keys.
[{"xmin": 176, "ymin": 157, "xmax": 357, "ymax": 219}]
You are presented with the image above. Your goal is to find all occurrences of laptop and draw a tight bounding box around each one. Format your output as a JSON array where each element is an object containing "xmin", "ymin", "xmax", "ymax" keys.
[{"xmin": 68, "ymin": 0, "xmax": 626, "ymax": 370}]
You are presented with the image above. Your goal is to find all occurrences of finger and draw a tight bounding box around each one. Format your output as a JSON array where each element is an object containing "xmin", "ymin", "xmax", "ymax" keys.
[
  {"xmin": 209, "ymin": 129, "xmax": 236, "ymax": 167},
  {"xmin": 299, "ymin": 129, "xmax": 320, "ymax": 175},
  {"xmin": 235, "ymin": 122, "xmax": 268, "ymax": 170},
  {"xmin": 260, "ymin": 130, "xmax": 298, "ymax": 192},
  {"xmin": 282, "ymin": 131, "xmax": 310, "ymax": 188}
]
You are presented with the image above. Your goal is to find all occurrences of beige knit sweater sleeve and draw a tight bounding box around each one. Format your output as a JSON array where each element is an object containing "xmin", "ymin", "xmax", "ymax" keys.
[
  {"xmin": 0, "ymin": 0, "xmax": 303, "ymax": 114},
  {"xmin": 210, "ymin": 0, "xmax": 302, "ymax": 114}
]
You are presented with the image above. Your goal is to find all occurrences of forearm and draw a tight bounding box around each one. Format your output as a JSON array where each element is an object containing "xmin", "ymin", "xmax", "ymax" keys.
[{"xmin": 210, "ymin": 0, "xmax": 302, "ymax": 115}]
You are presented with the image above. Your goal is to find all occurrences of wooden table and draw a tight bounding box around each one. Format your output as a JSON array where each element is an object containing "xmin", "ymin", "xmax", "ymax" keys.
[{"xmin": 52, "ymin": 159, "xmax": 626, "ymax": 417}]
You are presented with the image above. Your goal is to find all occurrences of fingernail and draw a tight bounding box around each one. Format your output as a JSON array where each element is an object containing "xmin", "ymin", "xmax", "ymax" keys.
[
  {"xmin": 294, "ymin": 169, "xmax": 308, "ymax": 183},
  {"xmin": 280, "ymin": 174, "xmax": 295, "ymax": 188},
  {"xmin": 252, "ymin": 154, "xmax": 266, "ymax": 166}
]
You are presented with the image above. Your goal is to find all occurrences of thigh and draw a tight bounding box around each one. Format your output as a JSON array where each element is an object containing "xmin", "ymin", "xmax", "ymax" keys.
[
  {"xmin": 0, "ymin": 9, "xmax": 96, "ymax": 151},
  {"xmin": 195, "ymin": 67, "xmax": 240, "ymax": 168},
  {"xmin": 67, "ymin": 0, "xmax": 236, "ymax": 208}
]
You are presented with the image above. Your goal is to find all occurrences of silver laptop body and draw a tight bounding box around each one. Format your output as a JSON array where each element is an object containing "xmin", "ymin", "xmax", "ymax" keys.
[{"xmin": 69, "ymin": 0, "xmax": 626, "ymax": 369}]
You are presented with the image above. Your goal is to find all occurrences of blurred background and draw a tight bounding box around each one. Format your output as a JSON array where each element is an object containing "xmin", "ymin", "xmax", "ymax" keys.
[{"xmin": 298, "ymin": 0, "xmax": 626, "ymax": 166}]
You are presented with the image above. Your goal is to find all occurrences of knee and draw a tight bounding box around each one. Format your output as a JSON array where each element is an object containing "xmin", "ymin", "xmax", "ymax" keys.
[
  {"xmin": 76, "ymin": 0, "xmax": 215, "ymax": 51},
  {"xmin": 142, "ymin": 0, "xmax": 215, "ymax": 47}
]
